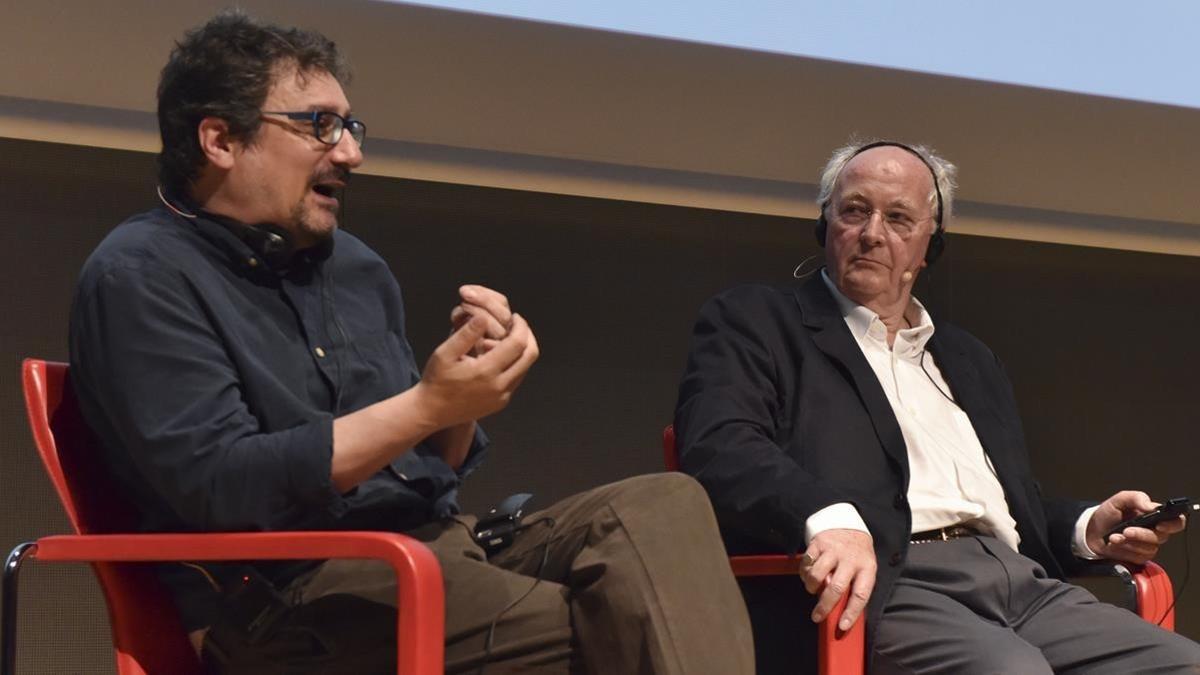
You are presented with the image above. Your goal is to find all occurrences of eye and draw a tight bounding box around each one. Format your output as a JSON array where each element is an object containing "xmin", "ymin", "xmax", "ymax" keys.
[
  {"xmin": 886, "ymin": 211, "xmax": 916, "ymax": 232},
  {"xmin": 839, "ymin": 204, "xmax": 870, "ymax": 223},
  {"xmin": 315, "ymin": 113, "xmax": 338, "ymax": 132}
]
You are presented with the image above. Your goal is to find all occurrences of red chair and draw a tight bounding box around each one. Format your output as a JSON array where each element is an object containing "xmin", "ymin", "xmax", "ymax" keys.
[
  {"xmin": 662, "ymin": 425, "xmax": 1177, "ymax": 675},
  {"xmin": 2, "ymin": 359, "xmax": 445, "ymax": 675},
  {"xmin": 663, "ymin": 425, "xmax": 866, "ymax": 675}
]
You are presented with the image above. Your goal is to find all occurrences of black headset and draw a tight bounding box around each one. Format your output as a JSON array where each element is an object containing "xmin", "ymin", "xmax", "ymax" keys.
[
  {"xmin": 158, "ymin": 185, "xmax": 300, "ymax": 270},
  {"xmin": 228, "ymin": 221, "xmax": 297, "ymax": 270},
  {"xmin": 814, "ymin": 140, "xmax": 946, "ymax": 266}
]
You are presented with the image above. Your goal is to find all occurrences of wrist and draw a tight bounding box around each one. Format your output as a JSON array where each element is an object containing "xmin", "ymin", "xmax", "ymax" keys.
[{"xmin": 405, "ymin": 382, "xmax": 453, "ymax": 434}]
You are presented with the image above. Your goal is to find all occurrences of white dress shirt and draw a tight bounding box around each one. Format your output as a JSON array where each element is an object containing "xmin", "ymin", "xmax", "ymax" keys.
[{"xmin": 807, "ymin": 272, "xmax": 1098, "ymax": 557}]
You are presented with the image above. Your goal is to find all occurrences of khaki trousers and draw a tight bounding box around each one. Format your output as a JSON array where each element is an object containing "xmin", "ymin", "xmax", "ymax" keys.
[{"xmin": 204, "ymin": 473, "xmax": 754, "ymax": 674}]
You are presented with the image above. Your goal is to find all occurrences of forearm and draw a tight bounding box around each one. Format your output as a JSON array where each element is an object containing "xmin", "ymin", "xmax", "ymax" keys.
[
  {"xmin": 331, "ymin": 384, "xmax": 444, "ymax": 492},
  {"xmin": 426, "ymin": 421, "xmax": 477, "ymax": 471}
]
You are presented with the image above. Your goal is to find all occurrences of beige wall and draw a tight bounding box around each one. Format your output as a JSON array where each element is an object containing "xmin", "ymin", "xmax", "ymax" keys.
[{"xmin": 3, "ymin": 1, "xmax": 1200, "ymax": 255}]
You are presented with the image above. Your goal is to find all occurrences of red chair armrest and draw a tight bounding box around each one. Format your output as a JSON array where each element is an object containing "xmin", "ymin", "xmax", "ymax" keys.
[
  {"xmin": 1133, "ymin": 561, "xmax": 1175, "ymax": 630},
  {"xmin": 729, "ymin": 554, "xmax": 865, "ymax": 675},
  {"xmin": 31, "ymin": 531, "xmax": 443, "ymax": 675}
]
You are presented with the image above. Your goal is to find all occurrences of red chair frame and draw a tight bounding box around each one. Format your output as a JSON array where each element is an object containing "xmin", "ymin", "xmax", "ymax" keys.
[
  {"xmin": 2, "ymin": 359, "xmax": 445, "ymax": 675},
  {"xmin": 663, "ymin": 425, "xmax": 865, "ymax": 675},
  {"xmin": 662, "ymin": 425, "xmax": 1177, "ymax": 675}
]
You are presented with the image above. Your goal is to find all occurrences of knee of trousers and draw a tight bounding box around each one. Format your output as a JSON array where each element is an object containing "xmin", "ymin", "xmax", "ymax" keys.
[{"xmin": 611, "ymin": 472, "xmax": 711, "ymax": 509}]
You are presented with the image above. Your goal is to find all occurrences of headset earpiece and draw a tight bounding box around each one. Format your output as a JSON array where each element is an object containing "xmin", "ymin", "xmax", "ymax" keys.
[
  {"xmin": 924, "ymin": 223, "xmax": 945, "ymax": 265},
  {"xmin": 815, "ymin": 210, "xmax": 828, "ymax": 248}
]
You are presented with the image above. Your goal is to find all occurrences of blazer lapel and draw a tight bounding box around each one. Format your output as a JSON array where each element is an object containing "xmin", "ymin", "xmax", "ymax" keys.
[
  {"xmin": 927, "ymin": 333, "xmax": 1021, "ymax": 494},
  {"xmin": 793, "ymin": 276, "xmax": 910, "ymax": 476}
]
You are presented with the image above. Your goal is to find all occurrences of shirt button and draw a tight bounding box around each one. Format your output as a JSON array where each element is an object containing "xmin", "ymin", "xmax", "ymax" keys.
[
  {"xmin": 889, "ymin": 552, "xmax": 903, "ymax": 566},
  {"xmin": 247, "ymin": 257, "xmax": 258, "ymax": 268},
  {"xmin": 314, "ymin": 347, "xmax": 326, "ymax": 358}
]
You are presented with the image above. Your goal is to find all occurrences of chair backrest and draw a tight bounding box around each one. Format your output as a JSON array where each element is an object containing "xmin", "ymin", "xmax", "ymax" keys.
[
  {"xmin": 22, "ymin": 359, "xmax": 202, "ymax": 675},
  {"xmin": 662, "ymin": 425, "xmax": 680, "ymax": 472}
]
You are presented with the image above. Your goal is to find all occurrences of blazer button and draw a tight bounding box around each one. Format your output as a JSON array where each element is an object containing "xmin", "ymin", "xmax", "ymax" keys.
[
  {"xmin": 889, "ymin": 552, "xmax": 903, "ymax": 567},
  {"xmin": 893, "ymin": 493, "xmax": 906, "ymax": 509}
]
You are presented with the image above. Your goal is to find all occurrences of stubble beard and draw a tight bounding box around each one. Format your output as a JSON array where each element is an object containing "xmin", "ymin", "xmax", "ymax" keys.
[{"xmin": 291, "ymin": 195, "xmax": 337, "ymax": 246}]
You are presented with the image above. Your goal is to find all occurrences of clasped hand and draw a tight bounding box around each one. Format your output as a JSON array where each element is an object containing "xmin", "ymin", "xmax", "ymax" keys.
[{"xmin": 418, "ymin": 285, "xmax": 539, "ymax": 428}]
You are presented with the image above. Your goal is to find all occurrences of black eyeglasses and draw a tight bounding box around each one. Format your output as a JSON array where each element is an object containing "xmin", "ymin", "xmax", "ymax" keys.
[{"xmin": 260, "ymin": 111, "xmax": 366, "ymax": 147}]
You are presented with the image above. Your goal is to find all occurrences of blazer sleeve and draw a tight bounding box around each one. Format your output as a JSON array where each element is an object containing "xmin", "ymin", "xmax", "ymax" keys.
[{"xmin": 674, "ymin": 287, "xmax": 855, "ymax": 555}]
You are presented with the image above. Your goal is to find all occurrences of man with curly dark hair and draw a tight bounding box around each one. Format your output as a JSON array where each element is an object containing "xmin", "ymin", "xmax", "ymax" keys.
[{"xmin": 69, "ymin": 11, "xmax": 754, "ymax": 674}]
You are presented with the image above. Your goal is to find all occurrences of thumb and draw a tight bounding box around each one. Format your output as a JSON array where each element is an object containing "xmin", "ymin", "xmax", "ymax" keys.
[
  {"xmin": 1124, "ymin": 490, "xmax": 1156, "ymax": 512},
  {"xmin": 440, "ymin": 314, "xmax": 487, "ymax": 359}
]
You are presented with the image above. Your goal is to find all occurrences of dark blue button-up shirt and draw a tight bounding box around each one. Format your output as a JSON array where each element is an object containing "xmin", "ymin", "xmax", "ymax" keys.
[{"xmin": 69, "ymin": 206, "xmax": 487, "ymax": 629}]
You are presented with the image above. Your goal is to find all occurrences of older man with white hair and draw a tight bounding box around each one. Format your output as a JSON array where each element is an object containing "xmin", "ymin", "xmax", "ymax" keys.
[{"xmin": 675, "ymin": 140, "xmax": 1200, "ymax": 674}]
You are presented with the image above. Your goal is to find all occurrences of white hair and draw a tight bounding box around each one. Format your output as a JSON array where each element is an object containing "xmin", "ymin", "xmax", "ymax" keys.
[{"xmin": 816, "ymin": 140, "xmax": 958, "ymax": 227}]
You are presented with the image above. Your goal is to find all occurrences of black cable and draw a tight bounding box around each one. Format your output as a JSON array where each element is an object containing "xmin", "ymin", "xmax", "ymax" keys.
[
  {"xmin": 919, "ymin": 349, "xmax": 960, "ymax": 407},
  {"xmin": 1156, "ymin": 516, "xmax": 1190, "ymax": 627},
  {"xmin": 475, "ymin": 517, "xmax": 556, "ymax": 675}
]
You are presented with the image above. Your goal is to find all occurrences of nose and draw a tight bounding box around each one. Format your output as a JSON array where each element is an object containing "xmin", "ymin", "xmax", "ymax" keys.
[
  {"xmin": 330, "ymin": 129, "xmax": 364, "ymax": 169},
  {"xmin": 859, "ymin": 210, "xmax": 885, "ymax": 245}
]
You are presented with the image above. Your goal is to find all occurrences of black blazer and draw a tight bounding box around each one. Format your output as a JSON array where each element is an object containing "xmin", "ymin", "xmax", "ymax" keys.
[{"xmin": 674, "ymin": 274, "xmax": 1091, "ymax": 637}]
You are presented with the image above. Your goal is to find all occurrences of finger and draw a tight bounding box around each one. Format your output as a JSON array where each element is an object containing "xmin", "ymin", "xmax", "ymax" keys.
[
  {"xmin": 437, "ymin": 315, "xmax": 488, "ymax": 360},
  {"xmin": 1122, "ymin": 527, "xmax": 1163, "ymax": 545},
  {"xmin": 496, "ymin": 338, "xmax": 540, "ymax": 391},
  {"xmin": 1112, "ymin": 533, "xmax": 1159, "ymax": 558},
  {"xmin": 476, "ymin": 314, "xmax": 532, "ymax": 373},
  {"xmin": 838, "ymin": 568, "xmax": 876, "ymax": 631},
  {"xmin": 812, "ymin": 572, "xmax": 850, "ymax": 624},
  {"xmin": 1156, "ymin": 516, "xmax": 1186, "ymax": 536},
  {"xmin": 473, "ymin": 338, "xmax": 501, "ymax": 355},
  {"xmin": 495, "ymin": 318, "xmax": 540, "ymax": 387},
  {"xmin": 455, "ymin": 303, "xmax": 508, "ymax": 338},
  {"xmin": 460, "ymin": 285, "xmax": 513, "ymax": 330},
  {"xmin": 803, "ymin": 551, "xmax": 836, "ymax": 596}
]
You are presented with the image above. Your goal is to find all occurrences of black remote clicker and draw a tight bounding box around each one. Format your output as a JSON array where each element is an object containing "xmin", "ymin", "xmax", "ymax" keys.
[{"xmin": 1104, "ymin": 497, "xmax": 1197, "ymax": 544}]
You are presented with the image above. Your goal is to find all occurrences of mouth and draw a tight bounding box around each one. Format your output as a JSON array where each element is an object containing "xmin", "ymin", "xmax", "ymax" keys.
[
  {"xmin": 310, "ymin": 173, "xmax": 348, "ymax": 207},
  {"xmin": 849, "ymin": 257, "xmax": 885, "ymax": 268}
]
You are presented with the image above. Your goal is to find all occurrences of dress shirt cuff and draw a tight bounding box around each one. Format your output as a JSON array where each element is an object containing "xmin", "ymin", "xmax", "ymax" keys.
[
  {"xmin": 1071, "ymin": 505, "xmax": 1102, "ymax": 560},
  {"xmin": 805, "ymin": 502, "xmax": 871, "ymax": 545}
]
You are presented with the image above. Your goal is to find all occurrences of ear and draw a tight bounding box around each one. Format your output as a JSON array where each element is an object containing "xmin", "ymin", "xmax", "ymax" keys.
[{"xmin": 196, "ymin": 117, "xmax": 238, "ymax": 171}]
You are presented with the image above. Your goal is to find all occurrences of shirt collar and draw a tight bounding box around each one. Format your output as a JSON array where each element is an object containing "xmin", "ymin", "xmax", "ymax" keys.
[{"xmin": 819, "ymin": 269, "xmax": 936, "ymax": 354}]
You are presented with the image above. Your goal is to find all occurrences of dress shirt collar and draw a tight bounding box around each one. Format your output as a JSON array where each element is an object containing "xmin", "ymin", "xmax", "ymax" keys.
[{"xmin": 819, "ymin": 269, "xmax": 935, "ymax": 357}]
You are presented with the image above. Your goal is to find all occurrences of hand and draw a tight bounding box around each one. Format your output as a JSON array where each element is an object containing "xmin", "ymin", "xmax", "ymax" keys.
[
  {"xmin": 1085, "ymin": 490, "xmax": 1185, "ymax": 565},
  {"xmin": 449, "ymin": 285, "xmax": 513, "ymax": 355},
  {"xmin": 418, "ymin": 312, "xmax": 539, "ymax": 428},
  {"xmin": 801, "ymin": 529, "xmax": 876, "ymax": 632}
]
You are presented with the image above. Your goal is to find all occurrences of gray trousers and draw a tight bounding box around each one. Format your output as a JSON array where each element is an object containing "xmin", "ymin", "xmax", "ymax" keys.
[
  {"xmin": 204, "ymin": 473, "xmax": 755, "ymax": 674},
  {"xmin": 872, "ymin": 534, "xmax": 1200, "ymax": 674}
]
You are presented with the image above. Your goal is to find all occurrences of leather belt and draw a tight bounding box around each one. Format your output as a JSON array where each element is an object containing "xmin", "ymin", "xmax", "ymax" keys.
[{"xmin": 910, "ymin": 524, "xmax": 976, "ymax": 544}]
